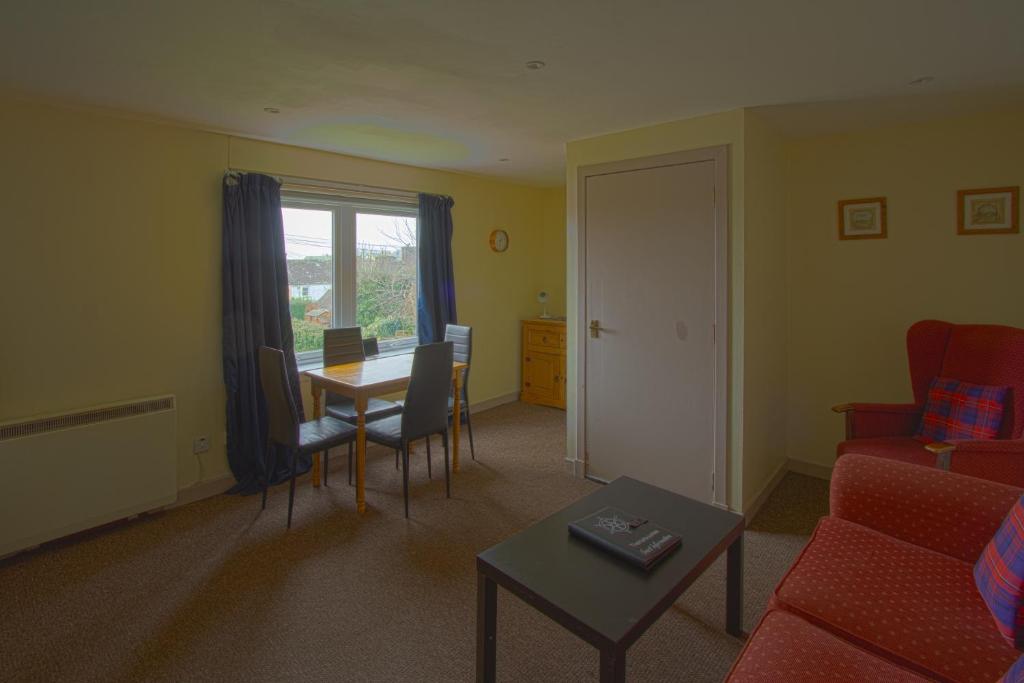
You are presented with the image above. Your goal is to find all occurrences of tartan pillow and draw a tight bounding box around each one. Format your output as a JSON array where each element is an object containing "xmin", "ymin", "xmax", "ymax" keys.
[
  {"xmin": 977, "ymin": 495, "xmax": 1024, "ymax": 649},
  {"xmin": 1004, "ymin": 654, "xmax": 1024, "ymax": 683},
  {"xmin": 916, "ymin": 376, "xmax": 1008, "ymax": 443}
]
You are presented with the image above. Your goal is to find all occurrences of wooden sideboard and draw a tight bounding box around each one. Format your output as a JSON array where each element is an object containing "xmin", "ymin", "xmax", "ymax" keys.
[{"xmin": 521, "ymin": 318, "xmax": 566, "ymax": 409}]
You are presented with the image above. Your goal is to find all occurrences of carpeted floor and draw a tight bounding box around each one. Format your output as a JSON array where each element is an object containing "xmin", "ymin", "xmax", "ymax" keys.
[{"xmin": 0, "ymin": 402, "xmax": 829, "ymax": 682}]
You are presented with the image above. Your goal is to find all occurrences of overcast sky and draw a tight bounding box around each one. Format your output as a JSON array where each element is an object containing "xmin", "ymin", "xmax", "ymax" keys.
[{"xmin": 282, "ymin": 208, "xmax": 416, "ymax": 259}]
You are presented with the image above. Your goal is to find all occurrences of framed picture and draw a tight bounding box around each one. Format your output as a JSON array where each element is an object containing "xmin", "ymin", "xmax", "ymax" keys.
[
  {"xmin": 957, "ymin": 186, "xmax": 1019, "ymax": 235},
  {"xmin": 837, "ymin": 197, "xmax": 887, "ymax": 240}
]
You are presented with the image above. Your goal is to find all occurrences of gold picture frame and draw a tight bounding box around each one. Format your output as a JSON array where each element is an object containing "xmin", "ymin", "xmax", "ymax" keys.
[
  {"xmin": 838, "ymin": 197, "xmax": 887, "ymax": 240},
  {"xmin": 957, "ymin": 186, "xmax": 1019, "ymax": 235}
]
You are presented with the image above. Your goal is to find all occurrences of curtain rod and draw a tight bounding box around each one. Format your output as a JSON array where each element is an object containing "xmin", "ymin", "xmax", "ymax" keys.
[{"xmin": 227, "ymin": 168, "xmax": 422, "ymax": 204}]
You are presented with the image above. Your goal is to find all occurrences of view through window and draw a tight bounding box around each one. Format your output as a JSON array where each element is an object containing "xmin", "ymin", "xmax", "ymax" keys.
[
  {"xmin": 282, "ymin": 198, "xmax": 418, "ymax": 362},
  {"xmin": 356, "ymin": 213, "xmax": 418, "ymax": 342},
  {"xmin": 282, "ymin": 207, "xmax": 333, "ymax": 356}
]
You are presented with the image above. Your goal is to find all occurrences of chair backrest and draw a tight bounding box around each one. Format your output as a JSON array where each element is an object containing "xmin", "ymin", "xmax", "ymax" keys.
[
  {"xmin": 907, "ymin": 320, "xmax": 1024, "ymax": 438},
  {"xmin": 401, "ymin": 341, "xmax": 454, "ymax": 441},
  {"xmin": 362, "ymin": 337, "xmax": 380, "ymax": 358},
  {"xmin": 444, "ymin": 324, "xmax": 472, "ymax": 396},
  {"xmin": 324, "ymin": 327, "xmax": 365, "ymax": 367},
  {"xmin": 258, "ymin": 346, "xmax": 300, "ymax": 448}
]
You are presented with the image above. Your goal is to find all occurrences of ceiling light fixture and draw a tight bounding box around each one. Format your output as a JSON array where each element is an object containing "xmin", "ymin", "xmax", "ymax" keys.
[
  {"xmin": 499, "ymin": 158, "xmax": 510, "ymax": 162},
  {"xmin": 525, "ymin": 60, "xmax": 546, "ymax": 71},
  {"xmin": 908, "ymin": 76, "xmax": 934, "ymax": 86},
  {"xmin": 263, "ymin": 107, "xmax": 281, "ymax": 114}
]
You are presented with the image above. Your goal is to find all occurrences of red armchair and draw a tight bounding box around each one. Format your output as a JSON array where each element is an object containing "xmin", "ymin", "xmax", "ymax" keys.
[{"xmin": 833, "ymin": 319, "xmax": 1024, "ymax": 487}]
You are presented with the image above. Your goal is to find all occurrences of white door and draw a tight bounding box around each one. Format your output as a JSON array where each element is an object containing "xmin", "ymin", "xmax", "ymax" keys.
[{"xmin": 583, "ymin": 153, "xmax": 724, "ymax": 504}]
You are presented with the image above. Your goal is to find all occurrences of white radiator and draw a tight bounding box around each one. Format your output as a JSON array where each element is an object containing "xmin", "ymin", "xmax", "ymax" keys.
[{"xmin": 0, "ymin": 395, "xmax": 177, "ymax": 556}]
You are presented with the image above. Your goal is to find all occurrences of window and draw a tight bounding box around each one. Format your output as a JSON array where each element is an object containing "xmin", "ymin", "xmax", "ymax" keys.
[{"xmin": 282, "ymin": 194, "xmax": 418, "ymax": 365}]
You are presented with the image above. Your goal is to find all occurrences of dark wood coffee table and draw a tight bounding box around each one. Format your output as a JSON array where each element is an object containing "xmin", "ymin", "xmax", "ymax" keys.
[{"xmin": 475, "ymin": 476, "xmax": 745, "ymax": 682}]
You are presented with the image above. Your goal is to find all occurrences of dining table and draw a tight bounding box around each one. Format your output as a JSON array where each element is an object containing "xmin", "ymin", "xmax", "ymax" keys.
[{"xmin": 303, "ymin": 353, "xmax": 468, "ymax": 513}]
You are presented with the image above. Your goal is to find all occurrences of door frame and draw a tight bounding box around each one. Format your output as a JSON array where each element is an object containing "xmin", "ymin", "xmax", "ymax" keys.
[{"xmin": 576, "ymin": 145, "xmax": 729, "ymax": 507}]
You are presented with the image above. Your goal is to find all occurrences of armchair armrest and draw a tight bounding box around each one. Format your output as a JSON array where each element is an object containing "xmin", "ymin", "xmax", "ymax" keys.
[
  {"xmin": 831, "ymin": 402, "xmax": 922, "ymax": 440},
  {"xmin": 929, "ymin": 438, "xmax": 1024, "ymax": 487},
  {"xmin": 831, "ymin": 453, "xmax": 1020, "ymax": 563}
]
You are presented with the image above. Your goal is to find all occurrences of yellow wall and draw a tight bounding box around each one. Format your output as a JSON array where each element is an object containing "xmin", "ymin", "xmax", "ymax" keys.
[
  {"xmin": 0, "ymin": 95, "xmax": 557, "ymax": 494},
  {"xmin": 538, "ymin": 187, "xmax": 567, "ymax": 317},
  {"xmin": 741, "ymin": 111, "xmax": 790, "ymax": 509},
  {"xmin": 565, "ymin": 109, "xmax": 750, "ymax": 508},
  {"xmin": 786, "ymin": 109, "xmax": 1024, "ymax": 469}
]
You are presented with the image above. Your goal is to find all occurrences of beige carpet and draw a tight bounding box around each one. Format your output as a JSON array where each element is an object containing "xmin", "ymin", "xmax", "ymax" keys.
[{"xmin": 0, "ymin": 402, "xmax": 828, "ymax": 682}]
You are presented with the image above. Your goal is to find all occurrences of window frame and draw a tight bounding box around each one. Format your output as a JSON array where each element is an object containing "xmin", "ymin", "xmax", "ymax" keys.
[{"xmin": 281, "ymin": 193, "xmax": 419, "ymax": 366}]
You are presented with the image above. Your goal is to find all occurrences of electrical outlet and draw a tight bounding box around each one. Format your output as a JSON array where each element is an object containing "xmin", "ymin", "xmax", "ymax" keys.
[{"xmin": 193, "ymin": 436, "xmax": 210, "ymax": 454}]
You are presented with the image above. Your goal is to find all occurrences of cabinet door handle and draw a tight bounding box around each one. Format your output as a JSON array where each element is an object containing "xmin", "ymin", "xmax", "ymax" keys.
[
  {"xmin": 525, "ymin": 356, "xmax": 531, "ymax": 362},
  {"xmin": 525, "ymin": 382, "xmax": 531, "ymax": 387}
]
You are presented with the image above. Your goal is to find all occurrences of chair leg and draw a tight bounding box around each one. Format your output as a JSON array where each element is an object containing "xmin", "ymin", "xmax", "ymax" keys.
[
  {"xmin": 395, "ymin": 449, "xmax": 400, "ymax": 470},
  {"xmin": 442, "ymin": 431, "xmax": 451, "ymax": 499},
  {"xmin": 465, "ymin": 406, "xmax": 475, "ymax": 460},
  {"xmin": 287, "ymin": 450, "xmax": 299, "ymax": 529},
  {"xmin": 261, "ymin": 441, "xmax": 273, "ymax": 510},
  {"xmin": 348, "ymin": 442, "xmax": 353, "ymax": 486},
  {"xmin": 426, "ymin": 437, "xmax": 432, "ymax": 479},
  {"xmin": 401, "ymin": 440, "xmax": 410, "ymax": 519},
  {"xmin": 323, "ymin": 446, "xmax": 329, "ymax": 486}
]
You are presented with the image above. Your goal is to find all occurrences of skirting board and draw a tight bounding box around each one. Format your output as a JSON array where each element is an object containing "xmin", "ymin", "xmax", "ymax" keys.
[
  {"xmin": 743, "ymin": 460, "xmax": 789, "ymax": 522},
  {"xmin": 787, "ymin": 458, "xmax": 833, "ymax": 481}
]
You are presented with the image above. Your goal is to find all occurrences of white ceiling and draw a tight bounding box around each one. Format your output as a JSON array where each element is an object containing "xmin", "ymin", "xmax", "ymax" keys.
[{"xmin": 2, "ymin": 0, "xmax": 1023, "ymax": 185}]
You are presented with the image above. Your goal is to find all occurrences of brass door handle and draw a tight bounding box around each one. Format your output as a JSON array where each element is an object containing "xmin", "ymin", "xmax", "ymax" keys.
[{"xmin": 589, "ymin": 320, "xmax": 602, "ymax": 338}]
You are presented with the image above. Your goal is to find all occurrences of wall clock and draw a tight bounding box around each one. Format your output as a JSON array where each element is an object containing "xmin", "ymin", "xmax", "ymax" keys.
[{"xmin": 489, "ymin": 229, "xmax": 509, "ymax": 253}]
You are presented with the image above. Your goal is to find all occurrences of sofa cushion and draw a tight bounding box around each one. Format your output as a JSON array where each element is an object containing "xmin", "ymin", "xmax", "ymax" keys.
[
  {"xmin": 774, "ymin": 516, "xmax": 1018, "ymax": 682},
  {"xmin": 837, "ymin": 437, "xmax": 936, "ymax": 467},
  {"xmin": 725, "ymin": 608, "xmax": 930, "ymax": 682},
  {"xmin": 976, "ymin": 495, "xmax": 1024, "ymax": 648},
  {"xmin": 918, "ymin": 376, "xmax": 1008, "ymax": 443}
]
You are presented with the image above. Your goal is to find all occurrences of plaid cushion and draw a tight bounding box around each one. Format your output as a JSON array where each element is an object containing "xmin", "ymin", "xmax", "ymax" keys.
[
  {"xmin": 977, "ymin": 495, "xmax": 1024, "ymax": 649},
  {"xmin": 917, "ymin": 376, "xmax": 1008, "ymax": 443},
  {"xmin": 1005, "ymin": 655, "xmax": 1024, "ymax": 683}
]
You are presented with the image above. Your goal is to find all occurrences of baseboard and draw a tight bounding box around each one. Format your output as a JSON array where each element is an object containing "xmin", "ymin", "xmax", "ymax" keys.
[
  {"xmin": 171, "ymin": 474, "xmax": 234, "ymax": 508},
  {"xmin": 470, "ymin": 392, "xmax": 519, "ymax": 413},
  {"xmin": 786, "ymin": 457, "xmax": 833, "ymax": 481},
  {"xmin": 743, "ymin": 460, "xmax": 789, "ymax": 521}
]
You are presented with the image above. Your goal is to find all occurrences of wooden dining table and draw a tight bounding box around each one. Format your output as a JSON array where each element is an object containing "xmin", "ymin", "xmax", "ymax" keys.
[{"xmin": 303, "ymin": 354, "xmax": 468, "ymax": 513}]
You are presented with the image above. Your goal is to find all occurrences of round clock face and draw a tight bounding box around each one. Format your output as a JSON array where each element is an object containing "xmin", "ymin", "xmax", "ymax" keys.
[{"xmin": 489, "ymin": 229, "xmax": 509, "ymax": 252}]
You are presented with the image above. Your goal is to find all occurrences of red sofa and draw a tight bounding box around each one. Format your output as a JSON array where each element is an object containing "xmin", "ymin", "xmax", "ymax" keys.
[
  {"xmin": 833, "ymin": 320, "xmax": 1024, "ymax": 487},
  {"xmin": 726, "ymin": 454, "xmax": 1021, "ymax": 682}
]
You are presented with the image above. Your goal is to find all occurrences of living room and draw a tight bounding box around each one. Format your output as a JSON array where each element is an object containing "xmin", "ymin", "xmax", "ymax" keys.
[{"xmin": 1, "ymin": 2, "xmax": 1023, "ymax": 681}]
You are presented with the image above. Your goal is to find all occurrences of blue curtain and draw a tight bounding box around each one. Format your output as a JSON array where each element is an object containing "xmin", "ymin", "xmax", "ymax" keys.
[
  {"xmin": 222, "ymin": 172, "xmax": 309, "ymax": 494},
  {"xmin": 417, "ymin": 193, "xmax": 458, "ymax": 343}
]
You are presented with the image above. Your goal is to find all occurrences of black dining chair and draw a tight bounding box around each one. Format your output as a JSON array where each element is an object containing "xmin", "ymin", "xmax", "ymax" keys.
[
  {"xmin": 323, "ymin": 327, "xmax": 403, "ymax": 484},
  {"xmin": 364, "ymin": 341, "xmax": 454, "ymax": 518},
  {"xmin": 445, "ymin": 324, "xmax": 475, "ymax": 460},
  {"xmin": 258, "ymin": 346, "xmax": 357, "ymax": 528},
  {"xmin": 362, "ymin": 337, "xmax": 380, "ymax": 358}
]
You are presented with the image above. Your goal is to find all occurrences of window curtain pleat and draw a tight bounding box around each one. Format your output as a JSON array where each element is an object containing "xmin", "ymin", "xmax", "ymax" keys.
[
  {"xmin": 416, "ymin": 193, "xmax": 458, "ymax": 343},
  {"xmin": 222, "ymin": 172, "xmax": 308, "ymax": 494}
]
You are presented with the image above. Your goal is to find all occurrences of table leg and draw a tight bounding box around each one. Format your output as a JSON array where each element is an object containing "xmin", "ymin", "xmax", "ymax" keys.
[
  {"xmin": 452, "ymin": 370, "xmax": 463, "ymax": 473},
  {"xmin": 355, "ymin": 395, "xmax": 367, "ymax": 514},
  {"xmin": 599, "ymin": 647, "xmax": 626, "ymax": 683},
  {"xmin": 311, "ymin": 382, "xmax": 322, "ymax": 488},
  {"xmin": 476, "ymin": 572, "xmax": 496, "ymax": 683},
  {"xmin": 726, "ymin": 533, "xmax": 744, "ymax": 638}
]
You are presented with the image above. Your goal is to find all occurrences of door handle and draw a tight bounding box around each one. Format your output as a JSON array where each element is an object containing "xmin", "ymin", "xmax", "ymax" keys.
[{"xmin": 589, "ymin": 320, "xmax": 602, "ymax": 338}]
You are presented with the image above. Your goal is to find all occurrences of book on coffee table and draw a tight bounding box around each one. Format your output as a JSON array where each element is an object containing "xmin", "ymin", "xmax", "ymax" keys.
[{"xmin": 568, "ymin": 506, "xmax": 681, "ymax": 570}]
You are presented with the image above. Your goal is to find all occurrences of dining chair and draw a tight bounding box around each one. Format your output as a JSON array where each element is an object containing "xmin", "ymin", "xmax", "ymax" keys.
[
  {"xmin": 258, "ymin": 346, "xmax": 357, "ymax": 528},
  {"xmin": 362, "ymin": 337, "xmax": 380, "ymax": 357},
  {"xmin": 364, "ymin": 341, "xmax": 454, "ymax": 518},
  {"xmin": 445, "ymin": 324, "xmax": 475, "ymax": 460}
]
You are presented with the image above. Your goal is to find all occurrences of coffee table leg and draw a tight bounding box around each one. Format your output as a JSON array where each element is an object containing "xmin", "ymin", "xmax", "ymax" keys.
[
  {"xmin": 726, "ymin": 533, "xmax": 744, "ymax": 637},
  {"xmin": 477, "ymin": 572, "xmax": 497, "ymax": 682},
  {"xmin": 599, "ymin": 647, "xmax": 625, "ymax": 683}
]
